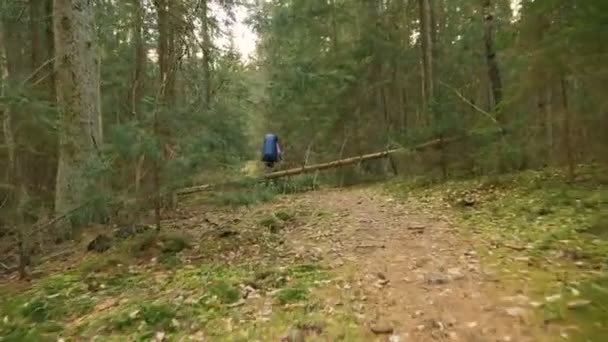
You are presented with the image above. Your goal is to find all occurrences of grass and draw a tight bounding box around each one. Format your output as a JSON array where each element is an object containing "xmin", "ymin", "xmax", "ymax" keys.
[
  {"xmin": 387, "ymin": 165, "xmax": 608, "ymax": 341},
  {"xmin": 0, "ymin": 245, "xmax": 344, "ymax": 341},
  {"xmin": 200, "ymin": 175, "xmax": 323, "ymax": 208}
]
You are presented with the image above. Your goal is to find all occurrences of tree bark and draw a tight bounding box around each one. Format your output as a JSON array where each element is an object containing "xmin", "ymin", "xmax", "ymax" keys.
[
  {"xmin": 419, "ymin": 0, "xmax": 434, "ymax": 111},
  {"xmin": 200, "ymin": 0, "xmax": 212, "ymax": 107},
  {"xmin": 1, "ymin": 11, "xmax": 31, "ymax": 279},
  {"xmin": 482, "ymin": 0, "xmax": 503, "ymax": 112},
  {"xmin": 53, "ymin": 0, "xmax": 102, "ymax": 233},
  {"xmin": 154, "ymin": 0, "xmax": 177, "ymax": 104},
  {"xmin": 130, "ymin": 0, "xmax": 146, "ymax": 119},
  {"xmin": 544, "ymin": 86, "xmax": 554, "ymax": 163},
  {"xmin": 560, "ymin": 76, "xmax": 575, "ymax": 181}
]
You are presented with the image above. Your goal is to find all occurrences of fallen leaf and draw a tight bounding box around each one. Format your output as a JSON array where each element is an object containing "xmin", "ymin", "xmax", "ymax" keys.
[{"xmin": 567, "ymin": 300, "xmax": 591, "ymax": 309}]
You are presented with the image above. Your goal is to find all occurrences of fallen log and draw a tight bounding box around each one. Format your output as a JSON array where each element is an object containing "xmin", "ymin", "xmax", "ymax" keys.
[
  {"xmin": 176, "ymin": 137, "xmax": 451, "ymax": 196},
  {"xmin": 263, "ymin": 137, "xmax": 447, "ymax": 179}
]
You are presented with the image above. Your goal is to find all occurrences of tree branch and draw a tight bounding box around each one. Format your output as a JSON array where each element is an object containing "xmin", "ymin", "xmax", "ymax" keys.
[{"xmin": 438, "ymin": 79, "xmax": 499, "ymax": 124}]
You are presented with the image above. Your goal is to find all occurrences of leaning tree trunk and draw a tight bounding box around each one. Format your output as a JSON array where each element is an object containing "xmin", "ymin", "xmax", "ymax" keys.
[{"xmin": 53, "ymin": 0, "xmax": 102, "ymax": 234}]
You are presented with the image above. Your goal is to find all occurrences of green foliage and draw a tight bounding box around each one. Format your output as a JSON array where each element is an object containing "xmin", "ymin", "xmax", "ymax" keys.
[{"xmin": 111, "ymin": 303, "xmax": 177, "ymax": 332}]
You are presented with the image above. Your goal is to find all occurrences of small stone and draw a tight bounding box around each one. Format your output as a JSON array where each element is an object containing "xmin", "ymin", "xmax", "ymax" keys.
[
  {"xmin": 371, "ymin": 324, "xmax": 394, "ymax": 334},
  {"xmin": 464, "ymin": 250, "xmax": 477, "ymax": 257},
  {"xmin": 447, "ymin": 268, "xmax": 464, "ymax": 280},
  {"xmin": 505, "ymin": 307, "xmax": 527, "ymax": 320},
  {"xmin": 503, "ymin": 336, "xmax": 512, "ymax": 342},
  {"xmin": 429, "ymin": 319, "xmax": 444, "ymax": 330},
  {"xmin": 426, "ymin": 272, "xmax": 449, "ymax": 285},
  {"xmin": 154, "ymin": 331, "xmax": 166, "ymax": 342},
  {"xmin": 567, "ymin": 300, "xmax": 591, "ymax": 309},
  {"xmin": 466, "ymin": 321, "xmax": 478, "ymax": 328},
  {"xmin": 445, "ymin": 316, "xmax": 457, "ymax": 327}
]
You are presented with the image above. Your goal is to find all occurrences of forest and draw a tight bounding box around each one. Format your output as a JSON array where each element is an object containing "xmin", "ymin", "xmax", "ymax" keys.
[{"xmin": 0, "ymin": 0, "xmax": 607, "ymax": 340}]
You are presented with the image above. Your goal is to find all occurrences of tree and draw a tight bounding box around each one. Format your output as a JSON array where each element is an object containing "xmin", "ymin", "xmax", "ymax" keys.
[{"xmin": 53, "ymin": 0, "xmax": 103, "ymax": 234}]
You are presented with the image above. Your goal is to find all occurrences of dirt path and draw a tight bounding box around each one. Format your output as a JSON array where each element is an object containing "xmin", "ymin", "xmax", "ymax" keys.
[{"xmin": 283, "ymin": 188, "xmax": 547, "ymax": 342}]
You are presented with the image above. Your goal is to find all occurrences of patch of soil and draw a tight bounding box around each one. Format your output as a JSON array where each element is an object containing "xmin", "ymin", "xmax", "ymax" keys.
[{"xmin": 281, "ymin": 188, "xmax": 554, "ymax": 342}]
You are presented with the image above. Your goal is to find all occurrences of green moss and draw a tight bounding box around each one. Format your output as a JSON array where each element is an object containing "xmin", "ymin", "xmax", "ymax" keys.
[
  {"xmin": 209, "ymin": 281, "xmax": 241, "ymax": 304},
  {"xmin": 258, "ymin": 215, "xmax": 283, "ymax": 233},
  {"xmin": 160, "ymin": 232, "xmax": 192, "ymax": 254},
  {"xmin": 276, "ymin": 286, "xmax": 308, "ymax": 305},
  {"xmin": 275, "ymin": 210, "xmax": 295, "ymax": 222}
]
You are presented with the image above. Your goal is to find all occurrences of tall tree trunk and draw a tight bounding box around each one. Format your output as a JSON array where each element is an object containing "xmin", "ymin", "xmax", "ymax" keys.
[
  {"xmin": 154, "ymin": 0, "xmax": 177, "ymax": 104},
  {"xmin": 482, "ymin": 0, "xmax": 503, "ymax": 112},
  {"xmin": 419, "ymin": 0, "xmax": 434, "ymax": 115},
  {"xmin": 482, "ymin": 0, "xmax": 506, "ymax": 172},
  {"xmin": 1, "ymin": 10, "xmax": 32, "ymax": 279},
  {"xmin": 152, "ymin": 0, "xmax": 183, "ymax": 231},
  {"xmin": 28, "ymin": 0, "xmax": 57, "ymax": 199},
  {"xmin": 560, "ymin": 76, "xmax": 575, "ymax": 181},
  {"xmin": 53, "ymin": 0, "xmax": 102, "ymax": 234},
  {"xmin": 130, "ymin": 0, "xmax": 146, "ymax": 119},
  {"xmin": 200, "ymin": 0, "xmax": 211, "ymax": 107},
  {"xmin": 544, "ymin": 86, "xmax": 554, "ymax": 163}
]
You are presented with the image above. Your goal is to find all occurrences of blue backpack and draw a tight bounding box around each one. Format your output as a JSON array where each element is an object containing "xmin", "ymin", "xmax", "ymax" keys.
[{"xmin": 262, "ymin": 134, "xmax": 279, "ymax": 162}]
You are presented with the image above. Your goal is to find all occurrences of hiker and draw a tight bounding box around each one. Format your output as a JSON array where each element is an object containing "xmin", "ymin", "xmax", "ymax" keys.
[{"xmin": 261, "ymin": 133, "xmax": 282, "ymax": 168}]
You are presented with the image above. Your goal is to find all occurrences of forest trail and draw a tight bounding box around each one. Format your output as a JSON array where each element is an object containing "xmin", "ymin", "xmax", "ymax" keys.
[
  {"xmin": 282, "ymin": 188, "xmax": 547, "ymax": 341},
  {"xmin": 6, "ymin": 177, "xmax": 600, "ymax": 341}
]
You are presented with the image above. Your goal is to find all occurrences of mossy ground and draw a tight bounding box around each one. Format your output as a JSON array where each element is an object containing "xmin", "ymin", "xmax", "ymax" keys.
[
  {"xmin": 0, "ymin": 205, "xmax": 362, "ymax": 341},
  {"xmin": 387, "ymin": 165, "xmax": 608, "ymax": 341}
]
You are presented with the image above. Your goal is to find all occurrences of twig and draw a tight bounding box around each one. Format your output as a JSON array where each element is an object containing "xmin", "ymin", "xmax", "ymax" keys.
[
  {"xmin": 356, "ymin": 244, "xmax": 386, "ymax": 249},
  {"xmin": 36, "ymin": 200, "xmax": 94, "ymax": 232},
  {"xmin": 438, "ymin": 80, "xmax": 499, "ymax": 124},
  {"xmin": 20, "ymin": 57, "xmax": 56, "ymax": 87}
]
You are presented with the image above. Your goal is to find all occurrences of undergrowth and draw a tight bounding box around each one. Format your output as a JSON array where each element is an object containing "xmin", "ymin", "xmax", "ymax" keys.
[{"xmin": 202, "ymin": 175, "xmax": 321, "ymax": 208}]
